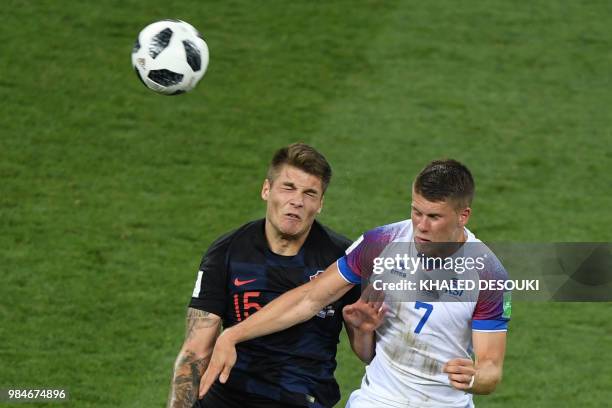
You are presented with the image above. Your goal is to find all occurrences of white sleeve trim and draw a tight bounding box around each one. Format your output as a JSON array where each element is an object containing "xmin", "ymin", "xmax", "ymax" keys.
[
  {"xmin": 472, "ymin": 329, "xmax": 508, "ymax": 333},
  {"xmin": 336, "ymin": 260, "xmax": 355, "ymax": 283}
]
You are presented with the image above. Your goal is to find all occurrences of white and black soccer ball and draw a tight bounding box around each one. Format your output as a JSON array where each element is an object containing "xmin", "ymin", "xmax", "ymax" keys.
[{"xmin": 132, "ymin": 20, "xmax": 209, "ymax": 95}]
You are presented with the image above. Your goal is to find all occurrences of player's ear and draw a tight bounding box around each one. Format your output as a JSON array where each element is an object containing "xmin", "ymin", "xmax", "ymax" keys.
[
  {"xmin": 261, "ymin": 179, "xmax": 271, "ymax": 201},
  {"xmin": 317, "ymin": 195, "xmax": 324, "ymax": 214},
  {"xmin": 457, "ymin": 206, "xmax": 471, "ymax": 227}
]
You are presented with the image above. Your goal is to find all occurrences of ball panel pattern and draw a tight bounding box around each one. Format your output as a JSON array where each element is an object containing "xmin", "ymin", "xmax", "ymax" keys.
[
  {"xmin": 148, "ymin": 28, "xmax": 173, "ymax": 59},
  {"xmin": 147, "ymin": 69, "xmax": 184, "ymax": 86},
  {"xmin": 182, "ymin": 40, "xmax": 201, "ymax": 72}
]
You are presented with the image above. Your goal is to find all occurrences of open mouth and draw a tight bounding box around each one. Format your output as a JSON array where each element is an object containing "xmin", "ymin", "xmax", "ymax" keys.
[{"xmin": 285, "ymin": 213, "xmax": 301, "ymax": 221}]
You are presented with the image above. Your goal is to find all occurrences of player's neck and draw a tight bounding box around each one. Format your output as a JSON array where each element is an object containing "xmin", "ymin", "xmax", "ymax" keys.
[
  {"xmin": 445, "ymin": 229, "xmax": 468, "ymax": 254},
  {"xmin": 265, "ymin": 224, "xmax": 310, "ymax": 256}
]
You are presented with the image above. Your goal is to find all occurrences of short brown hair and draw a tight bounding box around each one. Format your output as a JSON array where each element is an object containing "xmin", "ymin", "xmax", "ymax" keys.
[
  {"xmin": 267, "ymin": 143, "xmax": 332, "ymax": 192},
  {"xmin": 414, "ymin": 159, "xmax": 474, "ymax": 209}
]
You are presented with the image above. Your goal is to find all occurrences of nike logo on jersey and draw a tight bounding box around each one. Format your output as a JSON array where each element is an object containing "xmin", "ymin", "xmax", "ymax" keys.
[{"xmin": 234, "ymin": 278, "xmax": 257, "ymax": 286}]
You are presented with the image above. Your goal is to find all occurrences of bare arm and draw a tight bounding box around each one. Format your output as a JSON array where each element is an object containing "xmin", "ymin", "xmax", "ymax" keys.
[
  {"xmin": 344, "ymin": 322, "xmax": 376, "ymax": 364},
  {"xmin": 199, "ymin": 262, "xmax": 354, "ymax": 397},
  {"xmin": 470, "ymin": 331, "xmax": 506, "ymax": 394},
  {"xmin": 343, "ymin": 285, "xmax": 386, "ymax": 363},
  {"xmin": 444, "ymin": 331, "xmax": 506, "ymax": 395},
  {"xmin": 167, "ymin": 308, "xmax": 222, "ymax": 408}
]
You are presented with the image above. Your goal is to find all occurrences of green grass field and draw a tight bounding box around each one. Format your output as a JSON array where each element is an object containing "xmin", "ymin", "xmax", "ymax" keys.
[{"xmin": 2, "ymin": 1, "xmax": 611, "ymax": 406}]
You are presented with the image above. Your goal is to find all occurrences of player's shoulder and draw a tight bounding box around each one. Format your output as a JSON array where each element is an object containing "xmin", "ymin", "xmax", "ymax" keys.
[
  {"xmin": 463, "ymin": 229, "xmax": 508, "ymax": 279},
  {"xmin": 204, "ymin": 219, "xmax": 265, "ymax": 255},
  {"xmin": 363, "ymin": 219, "xmax": 413, "ymax": 243},
  {"xmin": 343, "ymin": 219, "xmax": 412, "ymax": 257},
  {"xmin": 312, "ymin": 220, "xmax": 352, "ymax": 251}
]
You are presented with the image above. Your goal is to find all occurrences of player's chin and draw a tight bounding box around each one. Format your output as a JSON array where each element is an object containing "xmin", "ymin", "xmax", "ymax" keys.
[
  {"xmin": 415, "ymin": 242, "xmax": 434, "ymax": 256},
  {"xmin": 279, "ymin": 218, "xmax": 309, "ymax": 234},
  {"xmin": 278, "ymin": 224, "xmax": 306, "ymax": 239}
]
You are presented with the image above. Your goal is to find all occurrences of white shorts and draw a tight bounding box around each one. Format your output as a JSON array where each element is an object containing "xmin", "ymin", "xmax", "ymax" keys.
[
  {"xmin": 345, "ymin": 373, "xmax": 422, "ymax": 408},
  {"xmin": 346, "ymin": 387, "xmax": 408, "ymax": 408},
  {"xmin": 345, "ymin": 369, "xmax": 475, "ymax": 408},
  {"xmin": 347, "ymin": 386, "xmax": 475, "ymax": 408}
]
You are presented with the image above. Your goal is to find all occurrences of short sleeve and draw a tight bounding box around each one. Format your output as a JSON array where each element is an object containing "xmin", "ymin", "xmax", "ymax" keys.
[
  {"xmin": 188, "ymin": 232, "xmax": 232, "ymax": 317},
  {"xmin": 337, "ymin": 235, "xmax": 365, "ymax": 284},
  {"xmin": 472, "ymin": 256, "xmax": 511, "ymax": 332},
  {"xmin": 337, "ymin": 230, "xmax": 387, "ymax": 284}
]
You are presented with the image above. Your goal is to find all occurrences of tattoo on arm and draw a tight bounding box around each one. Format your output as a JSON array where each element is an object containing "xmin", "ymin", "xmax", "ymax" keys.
[
  {"xmin": 168, "ymin": 351, "xmax": 208, "ymax": 408},
  {"xmin": 185, "ymin": 308, "xmax": 218, "ymax": 341},
  {"xmin": 167, "ymin": 308, "xmax": 221, "ymax": 408}
]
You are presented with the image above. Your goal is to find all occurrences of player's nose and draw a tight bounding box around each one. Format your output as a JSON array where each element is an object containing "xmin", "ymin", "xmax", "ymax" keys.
[
  {"xmin": 289, "ymin": 192, "xmax": 304, "ymax": 208},
  {"xmin": 416, "ymin": 217, "xmax": 429, "ymax": 232}
]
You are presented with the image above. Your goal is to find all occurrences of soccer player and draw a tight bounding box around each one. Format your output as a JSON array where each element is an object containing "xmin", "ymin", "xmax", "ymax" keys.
[
  {"xmin": 167, "ymin": 143, "xmax": 382, "ymax": 408},
  {"xmin": 199, "ymin": 159, "xmax": 511, "ymax": 407}
]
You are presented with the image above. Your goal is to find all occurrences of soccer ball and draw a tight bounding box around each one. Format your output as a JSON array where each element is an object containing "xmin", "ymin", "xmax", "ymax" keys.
[{"xmin": 132, "ymin": 19, "xmax": 209, "ymax": 95}]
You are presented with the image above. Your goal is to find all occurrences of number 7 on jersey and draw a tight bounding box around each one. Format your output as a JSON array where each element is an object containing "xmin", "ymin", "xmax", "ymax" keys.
[{"xmin": 414, "ymin": 301, "xmax": 433, "ymax": 334}]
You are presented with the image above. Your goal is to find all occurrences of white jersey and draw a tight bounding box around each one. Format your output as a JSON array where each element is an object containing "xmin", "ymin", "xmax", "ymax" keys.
[{"xmin": 337, "ymin": 220, "xmax": 510, "ymax": 407}]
